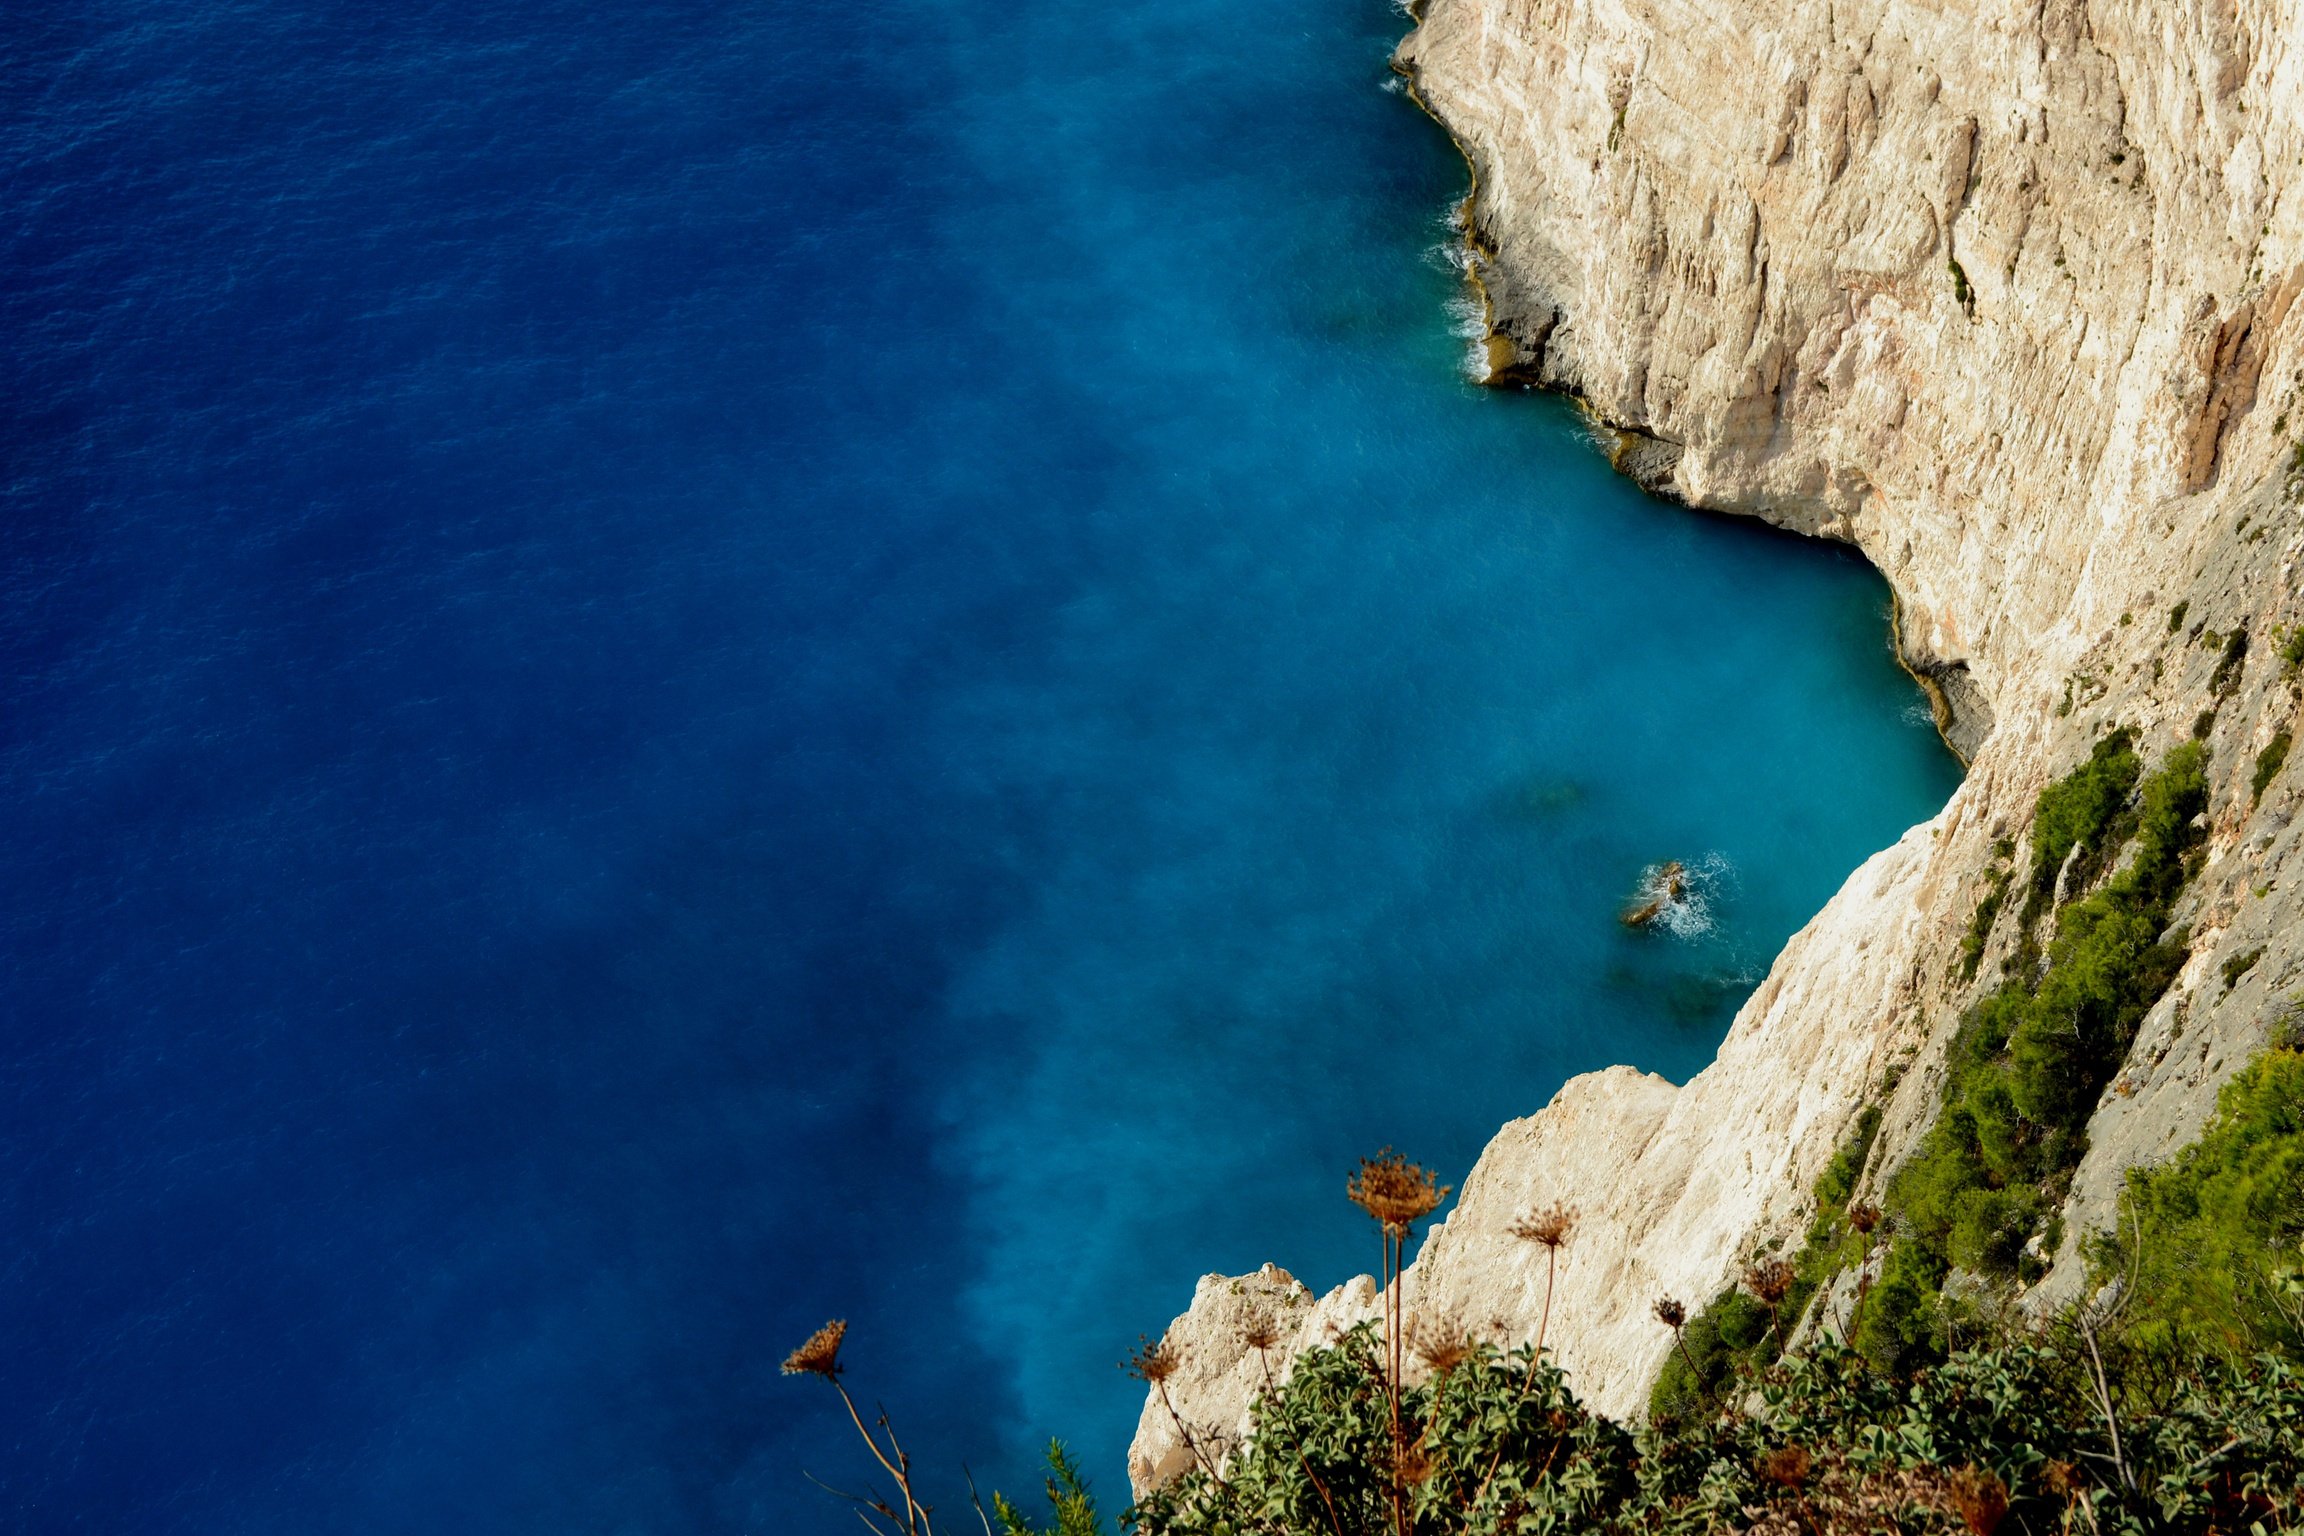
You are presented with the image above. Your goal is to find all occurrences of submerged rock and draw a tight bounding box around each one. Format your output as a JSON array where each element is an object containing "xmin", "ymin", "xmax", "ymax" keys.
[{"xmin": 1620, "ymin": 859, "xmax": 1689, "ymax": 928}]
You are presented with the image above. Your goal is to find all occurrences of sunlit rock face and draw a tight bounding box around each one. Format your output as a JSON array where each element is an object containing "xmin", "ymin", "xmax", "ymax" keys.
[{"xmin": 1134, "ymin": 0, "xmax": 2304, "ymax": 1484}]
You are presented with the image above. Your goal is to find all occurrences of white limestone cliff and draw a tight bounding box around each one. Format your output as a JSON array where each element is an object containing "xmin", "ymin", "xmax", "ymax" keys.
[{"xmin": 1132, "ymin": 0, "xmax": 2304, "ymax": 1493}]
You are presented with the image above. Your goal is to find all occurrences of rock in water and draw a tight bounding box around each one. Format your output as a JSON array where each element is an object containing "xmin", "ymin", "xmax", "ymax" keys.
[{"xmin": 1620, "ymin": 859, "xmax": 1688, "ymax": 928}]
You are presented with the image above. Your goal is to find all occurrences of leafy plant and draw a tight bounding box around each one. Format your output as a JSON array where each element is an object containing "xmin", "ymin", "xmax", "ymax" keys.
[
  {"xmin": 2017, "ymin": 728, "xmax": 2141, "ymax": 932},
  {"xmin": 2211, "ymin": 626, "xmax": 2251, "ymax": 697},
  {"xmin": 997, "ymin": 1442, "xmax": 1106, "ymax": 1536},
  {"xmin": 2257, "ymin": 731, "xmax": 2292, "ymax": 804},
  {"xmin": 2108, "ymin": 1047, "xmax": 2304, "ymax": 1362},
  {"xmin": 2225, "ymin": 947, "xmax": 2266, "ymax": 992},
  {"xmin": 1855, "ymin": 739, "xmax": 2208, "ymax": 1361},
  {"xmin": 1958, "ymin": 863, "xmax": 2014, "ymax": 982},
  {"xmin": 1133, "ymin": 1321, "xmax": 2304, "ymax": 1534}
]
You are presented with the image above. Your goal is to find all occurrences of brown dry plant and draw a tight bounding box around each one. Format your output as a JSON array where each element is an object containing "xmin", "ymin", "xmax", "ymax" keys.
[
  {"xmin": 782, "ymin": 1318, "xmax": 847, "ymax": 1378},
  {"xmin": 1756, "ymin": 1443, "xmax": 1812, "ymax": 1489},
  {"xmin": 1347, "ymin": 1149, "xmax": 1450, "ymax": 1536},
  {"xmin": 1348, "ymin": 1148, "xmax": 1451, "ymax": 1235},
  {"xmin": 1745, "ymin": 1256, "xmax": 1797, "ymax": 1343},
  {"xmin": 781, "ymin": 1320, "xmax": 934, "ymax": 1536},
  {"xmin": 1653, "ymin": 1296, "xmax": 1703, "ymax": 1395},
  {"xmin": 1407, "ymin": 1314, "xmax": 1475, "ymax": 1378},
  {"xmin": 1511, "ymin": 1202, "xmax": 1577, "ymax": 1356},
  {"xmin": 1949, "ymin": 1466, "xmax": 2010, "ymax": 1536},
  {"xmin": 1125, "ymin": 1334, "xmax": 1226, "ymax": 1494}
]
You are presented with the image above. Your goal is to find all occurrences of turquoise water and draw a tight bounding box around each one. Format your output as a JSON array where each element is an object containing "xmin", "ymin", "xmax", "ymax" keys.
[{"xmin": 0, "ymin": 0, "xmax": 1959, "ymax": 1529}]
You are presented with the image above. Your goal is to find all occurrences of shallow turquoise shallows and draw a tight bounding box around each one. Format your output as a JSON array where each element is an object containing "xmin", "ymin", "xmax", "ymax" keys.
[{"xmin": 0, "ymin": 0, "xmax": 1960, "ymax": 1529}]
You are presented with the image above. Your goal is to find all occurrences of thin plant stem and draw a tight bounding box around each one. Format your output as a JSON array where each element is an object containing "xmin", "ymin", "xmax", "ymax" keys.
[
  {"xmin": 827, "ymin": 1380, "xmax": 930, "ymax": 1536},
  {"xmin": 1384, "ymin": 1227, "xmax": 1407, "ymax": 1536},
  {"xmin": 1673, "ymin": 1327, "xmax": 1702, "ymax": 1388},
  {"xmin": 1154, "ymin": 1378, "xmax": 1226, "ymax": 1490},
  {"xmin": 1535, "ymin": 1245, "xmax": 1558, "ymax": 1357},
  {"xmin": 2079, "ymin": 1316, "xmax": 2132, "ymax": 1492},
  {"xmin": 801, "ymin": 1470, "xmax": 905, "ymax": 1536},
  {"xmin": 961, "ymin": 1466, "xmax": 995, "ymax": 1536}
]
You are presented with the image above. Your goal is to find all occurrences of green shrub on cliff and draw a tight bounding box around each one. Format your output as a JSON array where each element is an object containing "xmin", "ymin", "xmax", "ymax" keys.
[
  {"xmin": 2107, "ymin": 1048, "xmax": 2304, "ymax": 1361},
  {"xmin": 2257, "ymin": 731, "xmax": 2292, "ymax": 804},
  {"xmin": 2018, "ymin": 729, "xmax": 2141, "ymax": 928},
  {"xmin": 1826, "ymin": 737, "xmax": 2210, "ymax": 1372}
]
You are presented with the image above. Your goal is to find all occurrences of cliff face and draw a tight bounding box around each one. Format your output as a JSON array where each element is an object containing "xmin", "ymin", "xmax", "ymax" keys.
[{"xmin": 1131, "ymin": 0, "xmax": 2304, "ymax": 1492}]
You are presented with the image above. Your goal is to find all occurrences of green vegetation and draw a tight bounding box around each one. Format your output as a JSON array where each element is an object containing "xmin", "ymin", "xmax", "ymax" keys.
[
  {"xmin": 2108, "ymin": 1049, "xmax": 2304, "ymax": 1362},
  {"xmin": 2224, "ymin": 947, "xmax": 2266, "ymax": 992},
  {"xmin": 1958, "ymin": 865, "xmax": 2013, "ymax": 981},
  {"xmin": 2016, "ymin": 728, "xmax": 2142, "ymax": 934},
  {"xmin": 1125, "ymin": 1325, "xmax": 2304, "ymax": 1535},
  {"xmin": 1948, "ymin": 257, "xmax": 1973, "ymax": 310},
  {"xmin": 2281, "ymin": 626, "xmax": 2304, "ymax": 676},
  {"xmin": 1130, "ymin": 1039, "xmax": 2304, "ymax": 1533},
  {"xmin": 996, "ymin": 1442, "xmax": 1105, "ymax": 1536},
  {"xmin": 787, "ymin": 1028, "xmax": 2304, "ymax": 1532},
  {"xmin": 2169, "ymin": 600, "xmax": 2190, "ymax": 634},
  {"xmin": 2210, "ymin": 627, "xmax": 2251, "ymax": 698},
  {"xmin": 1848, "ymin": 738, "xmax": 2209, "ymax": 1371},
  {"xmin": 2258, "ymin": 731, "xmax": 2292, "ymax": 803}
]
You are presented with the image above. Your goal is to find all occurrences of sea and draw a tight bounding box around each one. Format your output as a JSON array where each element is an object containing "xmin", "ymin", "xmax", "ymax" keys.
[{"xmin": 0, "ymin": 1, "xmax": 1962, "ymax": 1530}]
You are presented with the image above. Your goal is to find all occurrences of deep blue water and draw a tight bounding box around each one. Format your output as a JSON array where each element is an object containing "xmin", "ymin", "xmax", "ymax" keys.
[{"xmin": 0, "ymin": 1, "xmax": 1961, "ymax": 1530}]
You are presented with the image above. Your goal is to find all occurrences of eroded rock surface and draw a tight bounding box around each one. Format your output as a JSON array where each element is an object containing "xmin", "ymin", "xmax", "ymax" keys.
[{"xmin": 1135, "ymin": 0, "xmax": 2304, "ymax": 1490}]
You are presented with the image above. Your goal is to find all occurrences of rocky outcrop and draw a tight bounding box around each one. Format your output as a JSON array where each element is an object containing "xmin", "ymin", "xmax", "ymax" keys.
[{"xmin": 1133, "ymin": 0, "xmax": 2304, "ymax": 1492}]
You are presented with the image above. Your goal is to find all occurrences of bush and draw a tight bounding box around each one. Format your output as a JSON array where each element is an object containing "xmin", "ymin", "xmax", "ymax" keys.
[
  {"xmin": 1650, "ymin": 1104, "xmax": 1886, "ymax": 1420},
  {"xmin": 998, "ymin": 1442, "xmax": 1105, "ymax": 1536},
  {"xmin": 2211, "ymin": 627, "xmax": 2251, "ymax": 697},
  {"xmin": 1957, "ymin": 865, "xmax": 2013, "ymax": 982},
  {"xmin": 1130, "ymin": 1323, "xmax": 1637, "ymax": 1536},
  {"xmin": 2110, "ymin": 1048, "xmax": 2304, "ymax": 1361},
  {"xmin": 1861, "ymin": 738, "xmax": 2207, "ymax": 1356},
  {"xmin": 2020, "ymin": 730, "xmax": 2140, "ymax": 925},
  {"xmin": 2257, "ymin": 732, "xmax": 2292, "ymax": 804}
]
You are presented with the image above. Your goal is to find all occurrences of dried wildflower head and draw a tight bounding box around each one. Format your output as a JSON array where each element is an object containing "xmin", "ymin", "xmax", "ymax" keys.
[
  {"xmin": 1409, "ymin": 1316, "xmax": 1474, "ymax": 1377},
  {"xmin": 781, "ymin": 1319, "xmax": 847, "ymax": 1378},
  {"xmin": 1744, "ymin": 1258, "xmax": 1796, "ymax": 1307},
  {"xmin": 1241, "ymin": 1311, "xmax": 1280, "ymax": 1353},
  {"xmin": 1653, "ymin": 1296, "xmax": 1686, "ymax": 1330},
  {"xmin": 1123, "ymin": 1334, "xmax": 1180, "ymax": 1385},
  {"xmin": 1347, "ymin": 1148, "xmax": 1451, "ymax": 1235},
  {"xmin": 1392, "ymin": 1443, "xmax": 1436, "ymax": 1487},
  {"xmin": 1510, "ymin": 1202, "xmax": 1578, "ymax": 1250},
  {"xmin": 1948, "ymin": 1466, "xmax": 2009, "ymax": 1536},
  {"xmin": 1756, "ymin": 1444, "xmax": 1812, "ymax": 1489},
  {"xmin": 2041, "ymin": 1460, "xmax": 2082, "ymax": 1498},
  {"xmin": 1847, "ymin": 1202, "xmax": 1882, "ymax": 1235}
]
